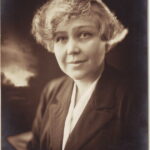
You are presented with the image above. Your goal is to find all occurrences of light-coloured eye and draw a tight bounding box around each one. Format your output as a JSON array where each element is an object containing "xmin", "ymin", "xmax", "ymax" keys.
[
  {"xmin": 55, "ymin": 36, "xmax": 68, "ymax": 43},
  {"xmin": 79, "ymin": 32, "xmax": 92, "ymax": 39}
]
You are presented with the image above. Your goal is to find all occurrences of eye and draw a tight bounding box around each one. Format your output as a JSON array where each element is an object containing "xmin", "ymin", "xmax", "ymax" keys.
[
  {"xmin": 55, "ymin": 36, "xmax": 68, "ymax": 43},
  {"xmin": 79, "ymin": 32, "xmax": 92, "ymax": 39}
]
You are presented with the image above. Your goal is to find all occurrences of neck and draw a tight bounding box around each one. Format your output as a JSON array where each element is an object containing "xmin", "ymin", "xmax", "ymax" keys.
[{"xmin": 74, "ymin": 63, "xmax": 104, "ymax": 97}]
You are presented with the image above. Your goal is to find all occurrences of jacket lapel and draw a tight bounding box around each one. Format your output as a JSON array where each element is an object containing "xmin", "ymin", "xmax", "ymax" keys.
[
  {"xmin": 65, "ymin": 66, "xmax": 118, "ymax": 150},
  {"xmin": 50, "ymin": 78, "xmax": 74, "ymax": 150}
]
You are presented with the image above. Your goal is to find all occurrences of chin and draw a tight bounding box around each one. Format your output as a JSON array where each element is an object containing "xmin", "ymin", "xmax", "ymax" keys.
[{"xmin": 67, "ymin": 71, "xmax": 89, "ymax": 81}]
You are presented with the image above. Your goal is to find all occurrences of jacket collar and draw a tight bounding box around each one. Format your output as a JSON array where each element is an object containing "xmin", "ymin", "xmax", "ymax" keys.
[
  {"xmin": 52, "ymin": 64, "xmax": 119, "ymax": 150},
  {"xmin": 93, "ymin": 64, "xmax": 118, "ymax": 110},
  {"xmin": 56, "ymin": 64, "xmax": 117, "ymax": 109},
  {"xmin": 50, "ymin": 77, "xmax": 74, "ymax": 150},
  {"xmin": 64, "ymin": 65, "xmax": 119, "ymax": 150}
]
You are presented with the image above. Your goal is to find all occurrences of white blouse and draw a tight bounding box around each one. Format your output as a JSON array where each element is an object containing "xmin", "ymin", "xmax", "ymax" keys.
[{"xmin": 62, "ymin": 77, "xmax": 100, "ymax": 150}]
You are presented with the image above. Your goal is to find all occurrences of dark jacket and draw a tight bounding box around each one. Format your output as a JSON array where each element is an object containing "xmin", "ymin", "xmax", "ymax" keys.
[{"xmin": 28, "ymin": 65, "xmax": 143, "ymax": 150}]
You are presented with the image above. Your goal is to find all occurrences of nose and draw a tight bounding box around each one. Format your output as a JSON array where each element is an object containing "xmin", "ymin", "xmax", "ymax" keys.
[{"xmin": 66, "ymin": 38, "xmax": 80, "ymax": 55}]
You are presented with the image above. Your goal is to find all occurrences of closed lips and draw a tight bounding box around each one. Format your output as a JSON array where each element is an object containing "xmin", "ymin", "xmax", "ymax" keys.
[{"xmin": 68, "ymin": 60, "xmax": 87, "ymax": 64}]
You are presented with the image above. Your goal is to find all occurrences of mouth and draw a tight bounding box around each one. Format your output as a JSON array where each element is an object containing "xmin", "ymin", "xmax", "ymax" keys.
[{"xmin": 68, "ymin": 60, "xmax": 87, "ymax": 64}]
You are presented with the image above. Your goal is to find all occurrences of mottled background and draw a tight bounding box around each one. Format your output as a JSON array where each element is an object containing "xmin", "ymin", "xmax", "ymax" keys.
[{"xmin": 1, "ymin": 0, "xmax": 148, "ymax": 150}]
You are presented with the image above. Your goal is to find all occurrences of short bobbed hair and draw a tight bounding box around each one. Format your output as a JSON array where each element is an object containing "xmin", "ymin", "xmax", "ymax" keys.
[{"xmin": 32, "ymin": 0, "xmax": 128, "ymax": 52}]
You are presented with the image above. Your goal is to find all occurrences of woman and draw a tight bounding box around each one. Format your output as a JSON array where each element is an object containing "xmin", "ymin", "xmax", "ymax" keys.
[{"xmin": 28, "ymin": 0, "xmax": 141, "ymax": 150}]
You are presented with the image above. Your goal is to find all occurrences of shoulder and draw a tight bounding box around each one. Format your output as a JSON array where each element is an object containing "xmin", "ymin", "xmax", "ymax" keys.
[
  {"xmin": 105, "ymin": 64, "xmax": 129, "ymax": 81},
  {"xmin": 36, "ymin": 75, "xmax": 73, "ymax": 115},
  {"xmin": 103, "ymin": 64, "xmax": 132, "ymax": 90},
  {"xmin": 103, "ymin": 65, "xmax": 134, "ymax": 108},
  {"xmin": 107, "ymin": 66, "xmax": 136, "ymax": 119},
  {"xmin": 45, "ymin": 76, "xmax": 71, "ymax": 90},
  {"xmin": 40, "ymin": 75, "xmax": 73, "ymax": 102}
]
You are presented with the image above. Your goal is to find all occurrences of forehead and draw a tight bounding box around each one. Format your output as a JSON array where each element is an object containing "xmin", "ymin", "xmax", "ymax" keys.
[{"xmin": 55, "ymin": 16, "xmax": 99, "ymax": 33}]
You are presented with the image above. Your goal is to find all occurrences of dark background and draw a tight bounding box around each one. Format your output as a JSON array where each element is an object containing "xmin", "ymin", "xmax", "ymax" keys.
[{"xmin": 1, "ymin": 0, "xmax": 148, "ymax": 150}]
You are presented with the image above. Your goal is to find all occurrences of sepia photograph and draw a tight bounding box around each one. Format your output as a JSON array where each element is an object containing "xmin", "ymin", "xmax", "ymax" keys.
[{"xmin": 1, "ymin": 0, "xmax": 148, "ymax": 150}]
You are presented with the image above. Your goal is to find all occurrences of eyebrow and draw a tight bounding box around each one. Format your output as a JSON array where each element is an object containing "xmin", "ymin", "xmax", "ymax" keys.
[
  {"xmin": 73, "ymin": 25, "xmax": 99, "ymax": 34},
  {"xmin": 53, "ymin": 31, "xmax": 67, "ymax": 39},
  {"xmin": 54, "ymin": 25, "xmax": 97, "ymax": 34},
  {"xmin": 74, "ymin": 25, "xmax": 97, "ymax": 30}
]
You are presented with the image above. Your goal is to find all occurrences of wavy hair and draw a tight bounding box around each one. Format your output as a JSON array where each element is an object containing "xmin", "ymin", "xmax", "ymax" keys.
[{"xmin": 31, "ymin": 0, "xmax": 128, "ymax": 52}]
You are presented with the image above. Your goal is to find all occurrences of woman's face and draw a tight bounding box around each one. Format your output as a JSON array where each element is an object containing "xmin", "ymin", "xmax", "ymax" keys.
[{"xmin": 53, "ymin": 16, "xmax": 107, "ymax": 81}]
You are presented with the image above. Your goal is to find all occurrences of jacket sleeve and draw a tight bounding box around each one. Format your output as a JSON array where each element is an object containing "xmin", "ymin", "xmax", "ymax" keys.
[
  {"xmin": 124, "ymin": 91, "xmax": 148, "ymax": 150},
  {"xmin": 27, "ymin": 77, "xmax": 67, "ymax": 150},
  {"xmin": 27, "ymin": 81, "xmax": 54, "ymax": 150},
  {"xmin": 117, "ymin": 81, "xmax": 148, "ymax": 150}
]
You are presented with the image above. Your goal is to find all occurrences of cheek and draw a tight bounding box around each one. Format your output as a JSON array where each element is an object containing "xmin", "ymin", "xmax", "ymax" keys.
[
  {"xmin": 95, "ymin": 47, "xmax": 106, "ymax": 64},
  {"xmin": 54, "ymin": 46, "xmax": 66, "ymax": 67},
  {"xmin": 97, "ymin": 46, "xmax": 105, "ymax": 58},
  {"xmin": 85, "ymin": 41, "xmax": 106, "ymax": 61}
]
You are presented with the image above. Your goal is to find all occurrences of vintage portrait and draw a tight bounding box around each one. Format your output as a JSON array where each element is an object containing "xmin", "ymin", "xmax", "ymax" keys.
[{"xmin": 1, "ymin": 0, "xmax": 148, "ymax": 150}]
